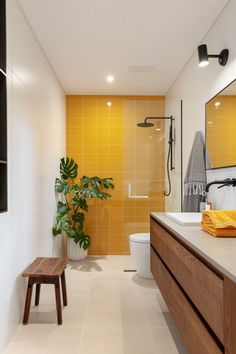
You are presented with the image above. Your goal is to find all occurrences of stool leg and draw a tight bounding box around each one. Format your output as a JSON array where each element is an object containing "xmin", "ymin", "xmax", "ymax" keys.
[
  {"xmin": 61, "ymin": 270, "xmax": 68, "ymax": 306},
  {"xmin": 35, "ymin": 284, "xmax": 41, "ymax": 306},
  {"xmin": 23, "ymin": 278, "xmax": 34, "ymax": 325},
  {"xmin": 54, "ymin": 278, "xmax": 62, "ymax": 325}
]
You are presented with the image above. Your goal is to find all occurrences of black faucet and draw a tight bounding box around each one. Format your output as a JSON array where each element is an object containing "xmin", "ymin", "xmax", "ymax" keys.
[{"xmin": 205, "ymin": 178, "xmax": 236, "ymax": 193}]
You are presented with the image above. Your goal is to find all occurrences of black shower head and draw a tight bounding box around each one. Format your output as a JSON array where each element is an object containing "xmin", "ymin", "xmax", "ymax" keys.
[{"xmin": 137, "ymin": 122, "xmax": 154, "ymax": 127}]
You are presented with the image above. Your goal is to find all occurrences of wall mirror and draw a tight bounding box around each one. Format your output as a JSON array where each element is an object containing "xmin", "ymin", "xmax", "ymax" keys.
[{"xmin": 206, "ymin": 79, "xmax": 236, "ymax": 169}]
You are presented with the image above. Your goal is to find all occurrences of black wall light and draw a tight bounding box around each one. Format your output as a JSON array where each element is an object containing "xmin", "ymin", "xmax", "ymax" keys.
[{"xmin": 198, "ymin": 44, "xmax": 229, "ymax": 67}]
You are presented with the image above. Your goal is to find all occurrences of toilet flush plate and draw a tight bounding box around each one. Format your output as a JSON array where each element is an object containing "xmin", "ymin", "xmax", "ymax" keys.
[{"xmin": 165, "ymin": 212, "xmax": 202, "ymax": 225}]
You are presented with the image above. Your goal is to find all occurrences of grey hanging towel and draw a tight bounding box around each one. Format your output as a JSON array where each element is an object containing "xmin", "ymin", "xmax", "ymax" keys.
[{"xmin": 183, "ymin": 131, "xmax": 207, "ymax": 212}]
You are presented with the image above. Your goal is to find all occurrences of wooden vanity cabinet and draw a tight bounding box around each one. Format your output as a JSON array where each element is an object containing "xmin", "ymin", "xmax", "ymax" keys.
[{"xmin": 150, "ymin": 216, "xmax": 236, "ymax": 354}]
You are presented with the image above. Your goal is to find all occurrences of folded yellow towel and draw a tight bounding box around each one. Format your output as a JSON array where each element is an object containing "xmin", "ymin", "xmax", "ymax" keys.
[{"xmin": 201, "ymin": 210, "xmax": 236, "ymax": 237}]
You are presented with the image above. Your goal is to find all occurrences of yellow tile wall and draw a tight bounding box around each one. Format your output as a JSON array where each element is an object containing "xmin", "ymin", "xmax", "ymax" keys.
[
  {"xmin": 67, "ymin": 95, "xmax": 165, "ymax": 255},
  {"xmin": 206, "ymin": 95, "xmax": 236, "ymax": 168}
]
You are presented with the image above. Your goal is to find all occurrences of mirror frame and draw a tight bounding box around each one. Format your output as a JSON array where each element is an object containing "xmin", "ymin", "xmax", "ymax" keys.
[{"xmin": 205, "ymin": 78, "xmax": 236, "ymax": 170}]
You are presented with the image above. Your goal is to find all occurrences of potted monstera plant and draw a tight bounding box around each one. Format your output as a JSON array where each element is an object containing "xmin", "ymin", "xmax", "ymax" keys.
[{"xmin": 52, "ymin": 157, "xmax": 114, "ymax": 260}]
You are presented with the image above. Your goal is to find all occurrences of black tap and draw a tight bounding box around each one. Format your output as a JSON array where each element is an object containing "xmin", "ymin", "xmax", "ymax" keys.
[{"xmin": 205, "ymin": 178, "xmax": 236, "ymax": 193}]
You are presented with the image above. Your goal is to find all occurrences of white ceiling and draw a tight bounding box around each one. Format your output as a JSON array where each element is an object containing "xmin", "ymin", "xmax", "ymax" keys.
[{"xmin": 19, "ymin": 0, "xmax": 228, "ymax": 95}]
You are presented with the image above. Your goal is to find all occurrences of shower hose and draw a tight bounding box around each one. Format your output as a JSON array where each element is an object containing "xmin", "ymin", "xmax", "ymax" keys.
[{"xmin": 164, "ymin": 141, "xmax": 171, "ymax": 196}]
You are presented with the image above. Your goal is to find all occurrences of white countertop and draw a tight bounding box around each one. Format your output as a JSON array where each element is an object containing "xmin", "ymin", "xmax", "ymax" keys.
[{"xmin": 151, "ymin": 212, "xmax": 236, "ymax": 282}]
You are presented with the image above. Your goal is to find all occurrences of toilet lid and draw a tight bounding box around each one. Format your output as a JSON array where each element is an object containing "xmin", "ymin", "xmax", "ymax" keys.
[{"xmin": 129, "ymin": 233, "xmax": 150, "ymax": 243}]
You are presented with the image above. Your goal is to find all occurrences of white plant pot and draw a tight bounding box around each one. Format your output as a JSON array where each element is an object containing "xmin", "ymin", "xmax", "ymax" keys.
[{"xmin": 67, "ymin": 237, "xmax": 88, "ymax": 261}]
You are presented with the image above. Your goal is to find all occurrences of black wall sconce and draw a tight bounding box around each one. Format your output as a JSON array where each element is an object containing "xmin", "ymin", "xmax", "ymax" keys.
[{"xmin": 198, "ymin": 44, "xmax": 229, "ymax": 67}]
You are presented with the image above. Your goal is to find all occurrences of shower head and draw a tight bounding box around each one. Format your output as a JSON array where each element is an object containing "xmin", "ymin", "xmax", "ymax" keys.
[
  {"xmin": 137, "ymin": 122, "xmax": 154, "ymax": 127},
  {"xmin": 137, "ymin": 115, "xmax": 175, "ymax": 172},
  {"xmin": 136, "ymin": 115, "xmax": 175, "ymax": 197},
  {"xmin": 137, "ymin": 116, "xmax": 171, "ymax": 128}
]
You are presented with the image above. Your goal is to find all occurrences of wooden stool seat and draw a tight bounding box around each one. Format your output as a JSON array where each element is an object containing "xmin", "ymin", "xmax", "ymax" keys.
[{"xmin": 22, "ymin": 257, "xmax": 68, "ymax": 325}]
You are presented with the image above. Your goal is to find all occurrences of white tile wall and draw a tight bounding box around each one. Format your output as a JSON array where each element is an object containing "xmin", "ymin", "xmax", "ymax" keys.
[{"xmin": 0, "ymin": 0, "xmax": 66, "ymax": 351}]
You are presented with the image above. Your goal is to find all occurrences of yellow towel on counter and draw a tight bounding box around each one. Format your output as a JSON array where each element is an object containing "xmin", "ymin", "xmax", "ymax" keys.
[{"xmin": 202, "ymin": 210, "xmax": 236, "ymax": 237}]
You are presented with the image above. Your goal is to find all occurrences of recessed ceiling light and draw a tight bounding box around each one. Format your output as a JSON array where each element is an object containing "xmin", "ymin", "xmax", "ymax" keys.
[
  {"xmin": 214, "ymin": 101, "xmax": 221, "ymax": 107},
  {"xmin": 107, "ymin": 101, "xmax": 112, "ymax": 107},
  {"xmin": 106, "ymin": 75, "xmax": 114, "ymax": 83},
  {"xmin": 155, "ymin": 128, "xmax": 161, "ymax": 131}
]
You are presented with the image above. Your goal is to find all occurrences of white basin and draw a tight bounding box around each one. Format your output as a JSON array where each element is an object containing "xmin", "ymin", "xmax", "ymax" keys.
[{"xmin": 165, "ymin": 212, "xmax": 202, "ymax": 225}]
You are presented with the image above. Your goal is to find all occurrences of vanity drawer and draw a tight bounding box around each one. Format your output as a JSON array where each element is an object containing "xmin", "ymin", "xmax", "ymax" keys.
[
  {"xmin": 150, "ymin": 218, "xmax": 224, "ymax": 343},
  {"xmin": 151, "ymin": 248, "xmax": 223, "ymax": 354}
]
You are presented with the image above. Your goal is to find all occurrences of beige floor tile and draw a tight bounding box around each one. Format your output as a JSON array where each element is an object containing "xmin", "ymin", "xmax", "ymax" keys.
[
  {"xmin": 90, "ymin": 279, "xmax": 121, "ymax": 295},
  {"xmin": 27, "ymin": 308, "xmax": 58, "ymax": 324},
  {"xmin": 4, "ymin": 342, "xmax": 43, "ymax": 354},
  {"xmin": 77, "ymin": 255, "xmax": 124, "ymax": 272},
  {"xmin": 143, "ymin": 302, "xmax": 167, "ymax": 327},
  {"xmin": 85, "ymin": 306, "xmax": 122, "ymax": 327},
  {"xmin": 44, "ymin": 326, "xmax": 83, "ymax": 354},
  {"xmin": 62, "ymin": 307, "xmax": 87, "ymax": 327},
  {"xmin": 132, "ymin": 275, "xmax": 157, "ymax": 294},
  {"xmin": 67, "ymin": 293, "xmax": 90, "ymax": 307},
  {"xmin": 122, "ymin": 255, "xmax": 136, "ymax": 270},
  {"xmin": 79, "ymin": 326, "xmax": 123, "ymax": 354},
  {"xmin": 4, "ymin": 256, "xmax": 188, "ymax": 354},
  {"xmin": 88, "ymin": 294, "xmax": 121, "ymax": 308},
  {"xmin": 120, "ymin": 305, "xmax": 148, "ymax": 327},
  {"xmin": 156, "ymin": 292, "xmax": 170, "ymax": 313},
  {"xmin": 150, "ymin": 326, "xmax": 184, "ymax": 354},
  {"xmin": 120, "ymin": 289, "xmax": 143, "ymax": 303},
  {"xmin": 6, "ymin": 324, "xmax": 55, "ymax": 344},
  {"xmin": 4, "ymin": 325, "xmax": 55, "ymax": 354},
  {"xmin": 145, "ymin": 309, "xmax": 167, "ymax": 327},
  {"xmin": 122, "ymin": 326, "xmax": 155, "ymax": 354},
  {"xmin": 140, "ymin": 293, "xmax": 162, "ymax": 308}
]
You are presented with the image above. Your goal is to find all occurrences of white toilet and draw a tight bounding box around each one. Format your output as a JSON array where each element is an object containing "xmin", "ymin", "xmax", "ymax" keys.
[{"xmin": 129, "ymin": 233, "xmax": 153, "ymax": 279}]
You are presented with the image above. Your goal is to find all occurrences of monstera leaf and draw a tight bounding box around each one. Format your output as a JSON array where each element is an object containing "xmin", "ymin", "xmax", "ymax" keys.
[
  {"xmin": 60, "ymin": 157, "xmax": 78, "ymax": 180},
  {"xmin": 57, "ymin": 201, "xmax": 70, "ymax": 216},
  {"xmin": 74, "ymin": 232, "xmax": 91, "ymax": 250},
  {"xmin": 55, "ymin": 178, "xmax": 67, "ymax": 193},
  {"xmin": 100, "ymin": 178, "xmax": 114, "ymax": 190},
  {"xmin": 72, "ymin": 212, "xmax": 84, "ymax": 223},
  {"xmin": 53, "ymin": 157, "xmax": 114, "ymax": 250},
  {"xmin": 81, "ymin": 176, "xmax": 114, "ymax": 190},
  {"xmin": 52, "ymin": 226, "xmax": 62, "ymax": 236}
]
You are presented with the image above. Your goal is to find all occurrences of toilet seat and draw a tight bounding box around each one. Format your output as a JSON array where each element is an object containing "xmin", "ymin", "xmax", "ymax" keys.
[{"xmin": 129, "ymin": 233, "xmax": 150, "ymax": 243}]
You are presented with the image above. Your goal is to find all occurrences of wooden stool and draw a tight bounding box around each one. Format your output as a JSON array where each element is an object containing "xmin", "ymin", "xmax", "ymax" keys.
[{"xmin": 22, "ymin": 257, "xmax": 68, "ymax": 325}]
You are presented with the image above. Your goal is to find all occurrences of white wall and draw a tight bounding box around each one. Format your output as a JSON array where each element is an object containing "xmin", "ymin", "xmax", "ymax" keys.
[
  {"xmin": 166, "ymin": 0, "xmax": 236, "ymax": 211},
  {"xmin": 0, "ymin": 0, "xmax": 65, "ymax": 351}
]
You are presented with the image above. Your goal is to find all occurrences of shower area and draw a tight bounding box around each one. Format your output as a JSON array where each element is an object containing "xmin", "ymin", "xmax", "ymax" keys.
[
  {"xmin": 122, "ymin": 97, "xmax": 166, "ymax": 255},
  {"xmin": 66, "ymin": 95, "xmax": 178, "ymax": 260}
]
